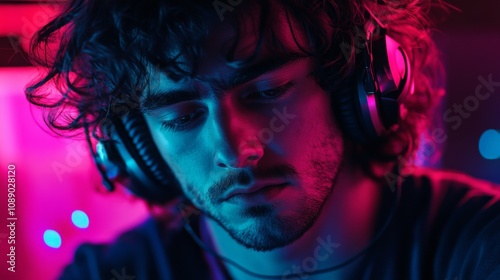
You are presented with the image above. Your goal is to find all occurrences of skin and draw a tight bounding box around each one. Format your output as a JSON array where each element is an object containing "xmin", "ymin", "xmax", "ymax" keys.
[{"xmin": 142, "ymin": 3, "xmax": 385, "ymax": 279}]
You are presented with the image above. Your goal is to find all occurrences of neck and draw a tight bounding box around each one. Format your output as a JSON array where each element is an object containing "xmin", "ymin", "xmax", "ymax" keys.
[{"xmin": 201, "ymin": 161, "xmax": 389, "ymax": 279}]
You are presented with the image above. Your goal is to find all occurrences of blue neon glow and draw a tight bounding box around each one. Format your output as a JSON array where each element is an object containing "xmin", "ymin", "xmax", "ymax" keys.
[
  {"xmin": 479, "ymin": 129, "xmax": 500, "ymax": 160},
  {"xmin": 43, "ymin": 230, "xmax": 61, "ymax": 248},
  {"xmin": 71, "ymin": 210, "xmax": 89, "ymax": 229}
]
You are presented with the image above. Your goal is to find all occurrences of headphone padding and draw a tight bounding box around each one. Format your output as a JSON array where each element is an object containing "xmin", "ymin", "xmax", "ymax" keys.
[
  {"xmin": 120, "ymin": 113, "xmax": 182, "ymax": 202},
  {"xmin": 333, "ymin": 74, "xmax": 368, "ymax": 144}
]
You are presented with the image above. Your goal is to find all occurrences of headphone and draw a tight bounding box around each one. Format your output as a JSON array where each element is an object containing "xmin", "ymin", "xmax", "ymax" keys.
[
  {"xmin": 334, "ymin": 21, "xmax": 413, "ymax": 144},
  {"xmin": 86, "ymin": 22, "xmax": 413, "ymax": 203}
]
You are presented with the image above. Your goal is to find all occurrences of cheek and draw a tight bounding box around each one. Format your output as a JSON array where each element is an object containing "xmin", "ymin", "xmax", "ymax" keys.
[
  {"xmin": 145, "ymin": 120, "xmax": 207, "ymax": 185},
  {"xmin": 164, "ymin": 139, "xmax": 207, "ymax": 183},
  {"xmin": 271, "ymin": 82, "xmax": 337, "ymax": 156}
]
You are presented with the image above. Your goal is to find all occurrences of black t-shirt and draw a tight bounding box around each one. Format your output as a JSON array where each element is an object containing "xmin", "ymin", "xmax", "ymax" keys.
[{"xmin": 59, "ymin": 168, "xmax": 500, "ymax": 279}]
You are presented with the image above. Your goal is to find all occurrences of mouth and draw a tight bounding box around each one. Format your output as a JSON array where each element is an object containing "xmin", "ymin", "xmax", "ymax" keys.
[{"xmin": 222, "ymin": 180, "xmax": 290, "ymax": 203}]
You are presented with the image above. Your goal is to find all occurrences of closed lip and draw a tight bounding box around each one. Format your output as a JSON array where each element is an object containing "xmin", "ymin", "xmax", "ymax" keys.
[{"xmin": 222, "ymin": 179, "xmax": 289, "ymax": 201}]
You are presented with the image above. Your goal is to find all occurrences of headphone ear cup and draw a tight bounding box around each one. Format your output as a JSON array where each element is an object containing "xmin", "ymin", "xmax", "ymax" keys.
[
  {"xmin": 340, "ymin": 26, "xmax": 411, "ymax": 144},
  {"xmin": 107, "ymin": 112, "xmax": 182, "ymax": 204},
  {"xmin": 333, "ymin": 74, "xmax": 369, "ymax": 144}
]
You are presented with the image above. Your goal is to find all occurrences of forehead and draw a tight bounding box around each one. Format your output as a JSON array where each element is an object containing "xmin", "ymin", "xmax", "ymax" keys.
[
  {"xmin": 208, "ymin": 3, "xmax": 308, "ymax": 58},
  {"xmin": 144, "ymin": 3, "xmax": 312, "ymax": 97},
  {"xmin": 191, "ymin": 2, "xmax": 311, "ymax": 80}
]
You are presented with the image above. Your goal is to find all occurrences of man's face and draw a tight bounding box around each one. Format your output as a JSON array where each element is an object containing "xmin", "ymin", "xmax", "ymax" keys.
[{"xmin": 142, "ymin": 5, "xmax": 344, "ymax": 251}]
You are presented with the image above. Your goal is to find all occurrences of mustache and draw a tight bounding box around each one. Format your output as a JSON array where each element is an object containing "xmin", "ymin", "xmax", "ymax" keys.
[{"xmin": 208, "ymin": 164, "xmax": 298, "ymax": 202}]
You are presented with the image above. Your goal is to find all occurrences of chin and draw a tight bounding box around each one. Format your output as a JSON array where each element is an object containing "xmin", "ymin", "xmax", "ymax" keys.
[{"xmin": 216, "ymin": 204, "xmax": 321, "ymax": 252}]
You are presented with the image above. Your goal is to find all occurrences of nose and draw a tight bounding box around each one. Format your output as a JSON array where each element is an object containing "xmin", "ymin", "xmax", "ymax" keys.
[
  {"xmin": 215, "ymin": 137, "xmax": 264, "ymax": 168},
  {"xmin": 211, "ymin": 106, "xmax": 264, "ymax": 169}
]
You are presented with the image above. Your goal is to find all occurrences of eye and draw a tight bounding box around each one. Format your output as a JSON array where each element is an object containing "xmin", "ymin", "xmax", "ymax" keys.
[
  {"xmin": 160, "ymin": 108, "xmax": 205, "ymax": 132},
  {"xmin": 246, "ymin": 82, "xmax": 295, "ymax": 103}
]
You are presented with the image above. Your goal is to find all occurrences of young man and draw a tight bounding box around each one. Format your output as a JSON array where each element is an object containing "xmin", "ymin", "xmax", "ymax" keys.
[{"xmin": 27, "ymin": 0, "xmax": 500, "ymax": 279}]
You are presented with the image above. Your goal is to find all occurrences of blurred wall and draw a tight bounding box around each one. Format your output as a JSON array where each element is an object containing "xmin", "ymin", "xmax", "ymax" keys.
[
  {"xmin": 435, "ymin": 0, "xmax": 500, "ymax": 183},
  {"xmin": 0, "ymin": 5, "xmax": 149, "ymax": 280}
]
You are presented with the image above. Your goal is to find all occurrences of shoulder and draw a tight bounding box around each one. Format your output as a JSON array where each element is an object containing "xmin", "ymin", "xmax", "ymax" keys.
[
  {"xmin": 401, "ymin": 167, "xmax": 500, "ymax": 207},
  {"xmin": 407, "ymin": 167, "xmax": 499, "ymax": 191},
  {"xmin": 58, "ymin": 218, "xmax": 175, "ymax": 280},
  {"xmin": 400, "ymin": 167, "xmax": 500, "ymax": 234},
  {"xmin": 400, "ymin": 167, "xmax": 500, "ymax": 279}
]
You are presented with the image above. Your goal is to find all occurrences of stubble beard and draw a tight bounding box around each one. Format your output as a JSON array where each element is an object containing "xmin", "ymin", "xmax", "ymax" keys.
[{"xmin": 199, "ymin": 133, "xmax": 344, "ymax": 251}]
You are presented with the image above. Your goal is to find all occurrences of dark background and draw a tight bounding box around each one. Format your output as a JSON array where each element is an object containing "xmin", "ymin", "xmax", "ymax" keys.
[{"xmin": 433, "ymin": 0, "xmax": 500, "ymax": 183}]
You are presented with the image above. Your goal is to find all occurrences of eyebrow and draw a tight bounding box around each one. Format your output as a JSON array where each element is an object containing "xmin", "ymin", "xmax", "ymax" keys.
[
  {"xmin": 220, "ymin": 54, "xmax": 307, "ymax": 91},
  {"xmin": 141, "ymin": 90, "xmax": 202, "ymax": 112},
  {"xmin": 141, "ymin": 54, "xmax": 308, "ymax": 112}
]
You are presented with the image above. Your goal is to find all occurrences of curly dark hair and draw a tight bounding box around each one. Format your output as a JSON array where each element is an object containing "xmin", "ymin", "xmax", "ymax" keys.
[{"xmin": 26, "ymin": 0, "xmax": 447, "ymax": 180}]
